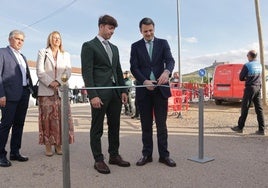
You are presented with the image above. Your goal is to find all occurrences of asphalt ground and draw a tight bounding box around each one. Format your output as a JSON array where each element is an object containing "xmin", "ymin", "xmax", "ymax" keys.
[{"xmin": 1, "ymin": 102, "xmax": 268, "ymax": 188}]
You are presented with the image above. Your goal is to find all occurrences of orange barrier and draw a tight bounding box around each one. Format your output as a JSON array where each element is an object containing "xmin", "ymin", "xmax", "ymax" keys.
[{"xmin": 168, "ymin": 86, "xmax": 190, "ymax": 116}]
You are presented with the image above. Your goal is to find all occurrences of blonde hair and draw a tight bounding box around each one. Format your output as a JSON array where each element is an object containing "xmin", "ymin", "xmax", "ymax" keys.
[{"xmin": 46, "ymin": 31, "xmax": 64, "ymax": 53}]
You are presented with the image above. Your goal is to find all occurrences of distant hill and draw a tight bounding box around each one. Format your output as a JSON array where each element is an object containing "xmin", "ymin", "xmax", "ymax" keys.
[{"xmin": 182, "ymin": 62, "xmax": 268, "ymax": 83}]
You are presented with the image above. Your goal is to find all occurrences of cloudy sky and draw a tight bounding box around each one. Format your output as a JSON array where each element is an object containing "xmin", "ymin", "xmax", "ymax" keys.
[{"xmin": 1, "ymin": 0, "xmax": 267, "ymax": 74}]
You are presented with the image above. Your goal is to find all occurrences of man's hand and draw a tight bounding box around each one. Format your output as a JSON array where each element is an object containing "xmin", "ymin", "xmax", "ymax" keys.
[
  {"xmin": 143, "ymin": 80, "xmax": 157, "ymax": 91},
  {"xmin": 157, "ymin": 70, "xmax": 170, "ymax": 85},
  {"xmin": 121, "ymin": 93, "xmax": 128, "ymax": 104},
  {"xmin": 90, "ymin": 97, "xmax": 103, "ymax": 109},
  {"xmin": 0, "ymin": 96, "xmax": 6, "ymax": 107}
]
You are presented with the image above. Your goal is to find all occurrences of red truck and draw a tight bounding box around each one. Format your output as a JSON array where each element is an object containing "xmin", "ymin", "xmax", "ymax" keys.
[{"xmin": 212, "ymin": 63, "xmax": 244, "ymax": 105}]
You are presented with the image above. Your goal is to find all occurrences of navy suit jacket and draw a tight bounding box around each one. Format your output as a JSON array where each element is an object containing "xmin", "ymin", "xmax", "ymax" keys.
[
  {"xmin": 0, "ymin": 46, "xmax": 33, "ymax": 101},
  {"xmin": 130, "ymin": 37, "xmax": 175, "ymax": 100}
]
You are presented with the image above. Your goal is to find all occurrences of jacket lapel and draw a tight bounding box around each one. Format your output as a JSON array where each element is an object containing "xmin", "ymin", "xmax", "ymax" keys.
[
  {"xmin": 94, "ymin": 37, "xmax": 112, "ymax": 66},
  {"xmin": 151, "ymin": 38, "xmax": 158, "ymax": 62},
  {"xmin": 7, "ymin": 47, "xmax": 20, "ymax": 65},
  {"xmin": 45, "ymin": 48, "xmax": 56, "ymax": 66}
]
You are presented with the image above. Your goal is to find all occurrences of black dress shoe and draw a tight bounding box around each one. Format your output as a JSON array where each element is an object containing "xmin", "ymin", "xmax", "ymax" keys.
[
  {"xmin": 159, "ymin": 157, "xmax": 176, "ymax": 167},
  {"xmin": 109, "ymin": 155, "xmax": 130, "ymax": 167},
  {"xmin": 255, "ymin": 130, "xmax": 265, "ymax": 135},
  {"xmin": 231, "ymin": 126, "xmax": 243, "ymax": 133},
  {"xmin": 0, "ymin": 156, "xmax": 12, "ymax": 167},
  {"xmin": 94, "ymin": 161, "xmax": 110, "ymax": 174},
  {"xmin": 10, "ymin": 153, "xmax": 29, "ymax": 162},
  {"xmin": 136, "ymin": 156, "xmax": 152, "ymax": 166}
]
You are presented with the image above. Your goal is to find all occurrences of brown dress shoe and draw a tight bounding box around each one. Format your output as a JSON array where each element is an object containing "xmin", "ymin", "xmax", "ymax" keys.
[
  {"xmin": 94, "ymin": 161, "xmax": 110, "ymax": 174},
  {"xmin": 136, "ymin": 156, "xmax": 153, "ymax": 166},
  {"xmin": 159, "ymin": 157, "xmax": 176, "ymax": 167},
  {"xmin": 109, "ymin": 155, "xmax": 130, "ymax": 167}
]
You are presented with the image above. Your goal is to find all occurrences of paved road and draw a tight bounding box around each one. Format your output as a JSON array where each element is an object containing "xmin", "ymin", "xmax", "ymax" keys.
[{"xmin": 1, "ymin": 103, "xmax": 268, "ymax": 188}]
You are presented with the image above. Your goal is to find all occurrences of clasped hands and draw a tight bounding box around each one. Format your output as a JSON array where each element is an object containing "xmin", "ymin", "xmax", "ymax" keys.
[{"xmin": 49, "ymin": 80, "xmax": 60, "ymax": 91}]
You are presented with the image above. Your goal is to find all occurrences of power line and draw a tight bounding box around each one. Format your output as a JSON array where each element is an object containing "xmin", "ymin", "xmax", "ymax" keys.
[
  {"xmin": 0, "ymin": 0, "xmax": 77, "ymax": 40},
  {"xmin": 22, "ymin": 0, "xmax": 78, "ymax": 29}
]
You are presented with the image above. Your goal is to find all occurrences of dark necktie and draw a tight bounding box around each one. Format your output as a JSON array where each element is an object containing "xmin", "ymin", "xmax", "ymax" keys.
[
  {"xmin": 148, "ymin": 41, "xmax": 155, "ymax": 80},
  {"xmin": 148, "ymin": 40, "xmax": 153, "ymax": 60}
]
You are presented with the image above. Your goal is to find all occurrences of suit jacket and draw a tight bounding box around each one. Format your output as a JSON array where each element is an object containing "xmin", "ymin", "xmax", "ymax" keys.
[
  {"xmin": 130, "ymin": 37, "xmax": 175, "ymax": 100},
  {"xmin": 36, "ymin": 48, "xmax": 72, "ymax": 96},
  {"xmin": 0, "ymin": 46, "xmax": 33, "ymax": 101},
  {"xmin": 81, "ymin": 37, "xmax": 126, "ymax": 100}
]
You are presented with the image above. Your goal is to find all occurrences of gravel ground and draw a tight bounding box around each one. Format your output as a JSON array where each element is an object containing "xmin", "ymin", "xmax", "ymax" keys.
[{"xmin": 1, "ymin": 101, "xmax": 268, "ymax": 188}]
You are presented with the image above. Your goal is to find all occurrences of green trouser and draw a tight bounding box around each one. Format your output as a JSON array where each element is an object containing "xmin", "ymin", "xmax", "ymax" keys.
[{"xmin": 90, "ymin": 91, "xmax": 122, "ymax": 161}]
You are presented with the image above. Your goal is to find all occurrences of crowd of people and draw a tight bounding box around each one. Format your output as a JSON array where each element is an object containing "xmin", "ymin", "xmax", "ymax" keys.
[{"xmin": 70, "ymin": 86, "xmax": 88, "ymax": 103}]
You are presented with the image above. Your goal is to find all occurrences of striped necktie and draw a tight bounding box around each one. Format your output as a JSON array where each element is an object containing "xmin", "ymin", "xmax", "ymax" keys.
[{"xmin": 103, "ymin": 40, "xmax": 113, "ymax": 64}]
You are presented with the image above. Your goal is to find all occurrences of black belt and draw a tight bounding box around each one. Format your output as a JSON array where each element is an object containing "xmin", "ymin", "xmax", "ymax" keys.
[{"xmin": 23, "ymin": 86, "xmax": 28, "ymax": 89}]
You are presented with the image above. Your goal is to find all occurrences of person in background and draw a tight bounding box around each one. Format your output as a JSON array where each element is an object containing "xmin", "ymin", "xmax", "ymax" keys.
[
  {"xmin": 130, "ymin": 17, "xmax": 176, "ymax": 167},
  {"xmin": 170, "ymin": 72, "xmax": 180, "ymax": 87},
  {"xmin": 81, "ymin": 15, "xmax": 130, "ymax": 174},
  {"xmin": 131, "ymin": 79, "xmax": 140, "ymax": 120},
  {"xmin": 36, "ymin": 31, "xmax": 74, "ymax": 157},
  {"xmin": 0, "ymin": 30, "xmax": 34, "ymax": 167},
  {"xmin": 73, "ymin": 85, "xmax": 79, "ymax": 103},
  {"xmin": 231, "ymin": 50, "xmax": 265, "ymax": 135},
  {"xmin": 81, "ymin": 86, "xmax": 88, "ymax": 103},
  {"xmin": 123, "ymin": 71, "xmax": 133, "ymax": 116}
]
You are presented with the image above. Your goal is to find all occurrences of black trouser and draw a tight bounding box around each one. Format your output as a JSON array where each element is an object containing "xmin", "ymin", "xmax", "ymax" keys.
[
  {"xmin": 238, "ymin": 85, "xmax": 265, "ymax": 131},
  {"xmin": 138, "ymin": 90, "xmax": 169, "ymax": 158},
  {"xmin": 0, "ymin": 88, "xmax": 30, "ymax": 158}
]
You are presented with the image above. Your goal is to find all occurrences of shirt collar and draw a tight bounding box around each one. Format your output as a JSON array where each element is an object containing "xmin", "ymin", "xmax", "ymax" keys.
[
  {"xmin": 144, "ymin": 37, "xmax": 154, "ymax": 43},
  {"xmin": 9, "ymin": 45, "xmax": 21, "ymax": 54},
  {"xmin": 97, "ymin": 35, "xmax": 107, "ymax": 43}
]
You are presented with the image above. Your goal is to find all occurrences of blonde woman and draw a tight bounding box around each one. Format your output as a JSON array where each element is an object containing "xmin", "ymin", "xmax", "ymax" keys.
[{"xmin": 36, "ymin": 31, "xmax": 74, "ymax": 156}]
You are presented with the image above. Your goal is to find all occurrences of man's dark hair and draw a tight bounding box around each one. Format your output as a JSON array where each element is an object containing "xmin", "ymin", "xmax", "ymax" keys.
[
  {"xmin": 98, "ymin": 15, "xmax": 118, "ymax": 27},
  {"xmin": 139, "ymin": 17, "xmax": 155, "ymax": 29},
  {"xmin": 247, "ymin": 50, "xmax": 257, "ymax": 59}
]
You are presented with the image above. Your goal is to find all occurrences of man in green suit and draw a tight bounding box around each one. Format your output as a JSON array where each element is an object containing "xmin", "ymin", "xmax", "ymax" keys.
[{"xmin": 81, "ymin": 15, "xmax": 130, "ymax": 174}]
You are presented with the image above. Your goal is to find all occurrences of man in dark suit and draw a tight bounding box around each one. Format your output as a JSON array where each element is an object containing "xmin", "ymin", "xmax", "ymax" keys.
[
  {"xmin": 130, "ymin": 17, "xmax": 176, "ymax": 167},
  {"xmin": 0, "ymin": 30, "xmax": 34, "ymax": 167},
  {"xmin": 81, "ymin": 15, "xmax": 130, "ymax": 174}
]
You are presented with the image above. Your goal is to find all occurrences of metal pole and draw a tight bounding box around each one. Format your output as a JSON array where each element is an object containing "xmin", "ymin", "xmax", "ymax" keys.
[
  {"xmin": 198, "ymin": 88, "xmax": 204, "ymax": 159},
  {"xmin": 177, "ymin": 0, "xmax": 182, "ymax": 83},
  {"xmin": 61, "ymin": 72, "xmax": 71, "ymax": 188},
  {"xmin": 188, "ymin": 88, "xmax": 214, "ymax": 163},
  {"xmin": 254, "ymin": 0, "xmax": 267, "ymax": 105}
]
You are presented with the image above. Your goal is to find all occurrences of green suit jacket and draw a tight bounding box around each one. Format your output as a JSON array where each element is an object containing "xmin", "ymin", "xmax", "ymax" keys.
[{"xmin": 81, "ymin": 37, "xmax": 126, "ymax": 100}]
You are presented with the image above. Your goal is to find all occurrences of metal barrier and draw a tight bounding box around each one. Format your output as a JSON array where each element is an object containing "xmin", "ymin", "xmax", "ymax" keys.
[
  {"xmin": 60, "ymin": 73, "xmax": 71, "ymax": 188},
  {"xmin": 188, "ymin": 88, "xmax": 215, "ymax": 163}
]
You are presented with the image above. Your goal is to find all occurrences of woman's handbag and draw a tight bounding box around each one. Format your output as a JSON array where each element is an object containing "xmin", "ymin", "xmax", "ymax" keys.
[
  {"xmin": 32, "ymin": 80, "xmax": 39, "ymax": 98},
  {"xmin": 32, "ymin": 53, "xmax": 47, "ymax": 99}
]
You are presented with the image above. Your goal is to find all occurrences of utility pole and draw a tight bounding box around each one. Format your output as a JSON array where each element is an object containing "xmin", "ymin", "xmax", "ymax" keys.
[
  {"xmin": 254, "ymin": 0, "xmax": 267, "ymax": 105},
  {"xmin": 177, "ymin": 0, "xmax": 182, "ymax": 84}
]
